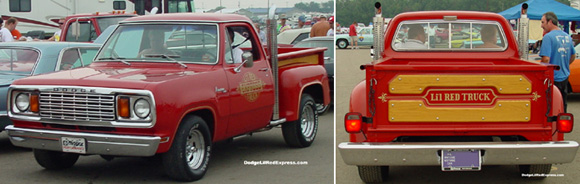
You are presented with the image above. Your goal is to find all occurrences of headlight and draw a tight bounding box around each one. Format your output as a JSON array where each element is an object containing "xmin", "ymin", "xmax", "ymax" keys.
[
  {"xmin": 15, "ymin": 93, "xmax": 30, "ymax": 112},
  {"xmin": 133, "ymin": 98, "xmax": 151, "ymax": 118}
]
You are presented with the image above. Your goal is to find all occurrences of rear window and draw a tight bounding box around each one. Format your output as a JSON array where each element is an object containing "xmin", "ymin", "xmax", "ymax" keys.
[
  {"xmin": 393, "ymin": 20, "xmax": 507, "ymax": 51},
  {"xmin": 0, "ymin": 48, "xmax": 39, "ymax": 74}
]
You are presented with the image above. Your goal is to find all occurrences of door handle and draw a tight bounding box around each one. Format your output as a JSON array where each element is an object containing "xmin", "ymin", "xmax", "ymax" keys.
[
  {"xmin": 215, "ymin": 87, "xmax": 227, "ymax": 93},
  {"xmin": 259, "ymin": 68, "xmax": 269, "ymax": 72}
]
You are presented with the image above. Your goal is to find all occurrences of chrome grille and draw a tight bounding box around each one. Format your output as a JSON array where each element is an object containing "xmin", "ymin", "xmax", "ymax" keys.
[{"xmin": 39, "ymin": 92, "xmax": 115, "ymax": 121}]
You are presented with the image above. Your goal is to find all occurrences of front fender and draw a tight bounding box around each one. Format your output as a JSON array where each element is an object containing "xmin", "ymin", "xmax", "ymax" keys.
[{"xmin": 279, "ymin": 65, "xmax": 329, "ymax": 121}]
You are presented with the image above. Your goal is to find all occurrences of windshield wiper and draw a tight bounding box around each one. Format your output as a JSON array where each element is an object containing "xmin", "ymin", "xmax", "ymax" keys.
[
  {"xmin": 143, "ymin": 54, "xmax": 187, "ymax": 68},
  {"xmin": 97, "ymin": 57, "xmax": 130, "ymax": 66}
]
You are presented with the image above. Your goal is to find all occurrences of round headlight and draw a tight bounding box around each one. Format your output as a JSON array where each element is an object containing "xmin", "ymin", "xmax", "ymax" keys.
[
  {"xmin": 15, "ymin": 93, "xmax": 30, "ymax": 112},
  {"xmin": 134, "ymin": 99, "xmax": 151, "ymax": 119}
]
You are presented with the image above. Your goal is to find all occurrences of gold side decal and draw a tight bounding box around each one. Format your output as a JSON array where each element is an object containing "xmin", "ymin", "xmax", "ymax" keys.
[
  {"xmin": 388, "ymin": 100, "xmax": 531, "ymax": 122},
  {"xmin": 237, "ymin": 72, "xmax": 265, "ymax": 102},
  {"xmin": 389, "ymin": 75, "xmax": 532, "ymax": 94},
  {"xmin": 532, "ymin": 91, "xmax": 541, "ymax": 101},
  {"xmin": 378, "ymin": 93, "xmax": 387, "ymax": 103}
]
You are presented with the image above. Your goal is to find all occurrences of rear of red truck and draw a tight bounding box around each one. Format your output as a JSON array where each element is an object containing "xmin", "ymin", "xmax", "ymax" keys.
[{"xmin": 339, "ymin": 11, "xmax": 578, "ymax": 182}]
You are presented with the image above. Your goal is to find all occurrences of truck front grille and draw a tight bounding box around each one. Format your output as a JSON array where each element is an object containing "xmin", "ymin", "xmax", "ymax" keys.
[{"xmin": 39, "ymin": 92, "xmax": 116, "ymax": 121}]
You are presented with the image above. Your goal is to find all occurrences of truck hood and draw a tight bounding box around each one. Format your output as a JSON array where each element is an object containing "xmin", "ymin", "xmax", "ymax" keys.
[{"xmin": 11, "ymin": 62, "xmax": 218, "ymax": 89}]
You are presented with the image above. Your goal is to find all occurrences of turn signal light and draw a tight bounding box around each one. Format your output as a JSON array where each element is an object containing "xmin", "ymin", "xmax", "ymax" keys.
[
  {"xmin": 345, "ymin": 112, "xmax": 363, "ymax": 133},
  {"xmin": 557, "ymin": 113, "xmax": 574, "ymax": 133},
  {"xmin": 30, "ymin": 93, "xmax": 39, "ymax": 113},
  {"xmin": 118, "ymin": 97, "xmax": 130, "ymax": 118}
]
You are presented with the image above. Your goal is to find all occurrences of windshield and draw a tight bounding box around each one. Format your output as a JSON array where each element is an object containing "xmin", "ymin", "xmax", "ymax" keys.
[
  {"xmin": 96, "ymin": 24, "xmax": 218, "ymax": 63},
  {"xmin": 393, "ymin": 20, "xmax": 507, "ymax": 51},
  {"xmin": 96, "ymin": 16, "xmax": 133, "ymax": 31},
  {"xmin": 0, "ymin": 48, "xmax": 39, "ymax": 75}
]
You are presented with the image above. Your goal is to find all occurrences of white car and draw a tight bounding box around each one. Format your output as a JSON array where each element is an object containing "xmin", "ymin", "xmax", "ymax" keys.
[{"xmin": 277, "ymin": 28, "xmax": 312, "ymax": 45}]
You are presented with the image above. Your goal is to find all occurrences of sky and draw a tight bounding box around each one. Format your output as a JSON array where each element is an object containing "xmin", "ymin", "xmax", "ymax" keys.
[{"xmin": 194, "ymin": 0, "xmax": 332, "ymax": 9}]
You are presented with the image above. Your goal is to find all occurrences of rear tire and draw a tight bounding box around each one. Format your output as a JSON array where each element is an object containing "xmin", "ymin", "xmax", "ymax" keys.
[
  {"xmin": 337, "ymin": 39, "xmax": 349, "ymax": 49},
  {"xmin": 519, "ymin": 164, "xmax": 552, "ymax": 178},
  {"xmin": 283, "ymin": 94, "xmax": 318, "ymax": 147},
  {"xmin": 358, "ymin": 166, "xmax": 389, "ymax": 183},
  {"xmin": 163, "ymin": 116, "xmax": 212, "ymax": 181},
  {"xmin": 33, "ymin": 149, "xmax": 79, "ymax": 170}
]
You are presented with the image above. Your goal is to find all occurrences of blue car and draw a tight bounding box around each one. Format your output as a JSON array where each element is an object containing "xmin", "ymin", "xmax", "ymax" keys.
[{"xmin": 0, "ymin": 42, "xmax": 101, "ymax": 132}]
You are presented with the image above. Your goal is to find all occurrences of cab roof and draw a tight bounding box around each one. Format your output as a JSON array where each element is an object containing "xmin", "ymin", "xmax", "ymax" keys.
[{"xmin": 121, "ymin": 13, "xmax": 252, "ymax": 23}]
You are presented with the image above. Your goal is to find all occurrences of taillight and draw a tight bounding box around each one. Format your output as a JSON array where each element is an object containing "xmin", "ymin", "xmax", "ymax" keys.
[
  {"xmin": 345, "ymin": 112, "xmax": 363, "ymax": 133},
  {"xmin": 557, "ymin": 113, "xmax": 574, "ymax": 133}
]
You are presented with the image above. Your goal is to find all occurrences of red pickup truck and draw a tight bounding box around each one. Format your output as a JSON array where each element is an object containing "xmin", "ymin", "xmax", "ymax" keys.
[
  {"xmin": 60, "ymin": 12, "xmax": 136, "ymax": 42},
  {"xmin": 6, "ymin": 13, "xmax": 329, "ymax": 181},
  {"xmin": 339, "ymin": 11, "xmax": 578, "ymax": 182}
]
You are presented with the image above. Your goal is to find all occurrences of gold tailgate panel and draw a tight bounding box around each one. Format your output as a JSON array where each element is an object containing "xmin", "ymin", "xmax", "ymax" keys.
[{"xmin": 387, "ymin": 75, "xmax": 532, "ymax": 122}]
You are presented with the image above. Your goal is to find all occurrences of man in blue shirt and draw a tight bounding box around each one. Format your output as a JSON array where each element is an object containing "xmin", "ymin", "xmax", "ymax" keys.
[{"xmin": 539, "ymin": 12, "xmax": 576, "ymax": 112}]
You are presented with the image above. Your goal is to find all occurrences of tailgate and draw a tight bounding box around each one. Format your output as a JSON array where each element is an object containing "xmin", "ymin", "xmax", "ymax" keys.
[{"xmin": 365, "ymin": 60, "xmax": 555, "ymax": 134}]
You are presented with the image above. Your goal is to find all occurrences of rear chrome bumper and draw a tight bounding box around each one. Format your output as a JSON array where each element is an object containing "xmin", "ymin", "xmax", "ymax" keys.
[
  {"xmin": 338, "ymin": 141, "xmax": 579, "ymax": 166},
  {"xmin": 6, "ymin": 125, "xmax": 160, "ymax": 156}
]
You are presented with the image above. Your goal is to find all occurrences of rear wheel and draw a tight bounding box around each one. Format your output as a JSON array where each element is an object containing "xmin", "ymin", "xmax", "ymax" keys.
[
  {"xmin": 337, "ymin": 39, "xmax": 349, "ymax": 49},
  {"xmin": 358, "ymin": 166, "xmax": 389, "ymax": 183},
  {"xmin": 283, "ymin": 94, "xmax": 318, "ymax": 147},
  {"xmin": 519, "ymin": 164, "xmax": 552, "ymax": 178},
  {"xmin": 33, "ymin": 149, "xmax": 79, "ymax": 170},
  {"xmin": 163, "ymin": 116, "xmax": 212, "ymax": 181}
]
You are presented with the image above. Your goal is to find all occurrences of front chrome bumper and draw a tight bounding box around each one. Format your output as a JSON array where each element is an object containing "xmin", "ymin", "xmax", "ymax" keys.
[
  {"xmin": 6, "ymin": 125, "xmax": 161, "ymax": 156},
  {"xmin": 338, "ymin": 141, "xmax": 579, "ymax": 166}
]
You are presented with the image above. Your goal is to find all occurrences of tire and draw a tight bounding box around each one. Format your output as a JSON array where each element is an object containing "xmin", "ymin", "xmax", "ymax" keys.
[
  {"xmin": 282, "ymin": 94, "xmax": 318, "ymax": 147},
  {"xmin": 358, "ymin": 166, "xmax": 389, "ymax": 183},
  {"xmin": 337, "ymin": 39, "xmax": 349, "ymax": 49},
  {"xmin": 33, "ymin": 149, "xmax": 79, "ymax": 170},
  {"xmin": 519, "ymin": 164, "xmax": 552, "ymax": 178},
  {"xmin": 163, "ymin": 116, "xmax": 212, "ymax": 182},
  {"xmin": 315, "ymin": 103, "xmax": 330, "ymax": 115}
]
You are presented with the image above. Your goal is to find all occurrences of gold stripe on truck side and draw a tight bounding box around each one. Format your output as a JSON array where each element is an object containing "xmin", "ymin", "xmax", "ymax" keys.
[
  {"xmin": 388, "ymin": 100, "xmax": 531, "ymax": 122},
  {"xmin": 279, "ymin": 54, "xmax": 319, "ymax": 67},
  {"xmin": 389, "ymin": 75, "xmax": 532, "ymax": 94}
]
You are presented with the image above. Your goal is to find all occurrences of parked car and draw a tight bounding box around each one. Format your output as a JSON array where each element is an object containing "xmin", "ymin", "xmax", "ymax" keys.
[
  {"xmin": 335, "ymin": 27, "xmax": 374, "ymax": 49},
  {"xmin": 278, "ymin": 28, "xmax": 311, "ymax": 45},
  {"xmin": 294, "ymin": 36, "xmax": 334, "ymax": 114},
  {"xmin": 567, "ymin": 43, "xmax": 580, "ymax": 92},
  {"xmin": 0, "ymin": 42, "xmax": 101, "ymax": 132}
]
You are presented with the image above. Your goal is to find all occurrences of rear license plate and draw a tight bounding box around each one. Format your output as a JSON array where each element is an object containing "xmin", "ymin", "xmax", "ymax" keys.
[
  {"xmin": 61, "ymin": 137, "xmax": 86, "ymax": 154},
  {"xmin": 441, "ymin": 149, "xmax": 481, "ymax": 171}
]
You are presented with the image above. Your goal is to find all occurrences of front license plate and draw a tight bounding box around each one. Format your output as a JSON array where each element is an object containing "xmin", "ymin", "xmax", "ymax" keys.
[
  {"xmin": 61, "ymin": 137, "xmax": 86, "ymax": 154},
  {"xmin": 441, "ymin": 149, "xmax": 481, "ymax": 171}
]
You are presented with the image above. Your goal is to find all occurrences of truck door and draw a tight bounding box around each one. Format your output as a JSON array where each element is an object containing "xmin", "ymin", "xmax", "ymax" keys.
[{"xmin": 223, "ymin": 24, "xmax": 275, "ymax": 136}]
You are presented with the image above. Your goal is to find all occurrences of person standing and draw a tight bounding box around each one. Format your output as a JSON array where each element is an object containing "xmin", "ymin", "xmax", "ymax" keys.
[
  {"xmin": 0, "ymin": 18, "xmax": 19, "ymax": 42},
  {"xmin": 427, "ymin": 24, "xmax": 437, "ymax": 48},
  {"xmin": 297, "ymin": 15, "xmax": 306, "ymax": 29},
  {"xmin": 539, "ymin": 12, "xmax": 576, "ymax": 112},
  {"xmin": 255, "ymin": 22, "xmax": 267, "ymax": 44},
  {"xmin": 49, "ymin": 18, "xmax": 66, "ymax": 41},
  {"xmin": 277, "ymin": 14, "xmax": 291, "ymax": 34},
  {"xmin": 327, "ymin": 16, "xmax": 335, "ymax": 36},
  {"xmin": 349, "ymin": 21, "xmax": 358, "ymax": 49},
  {"xmin": 310, "ymin": 15, "xmax": 331, "ymax": 37}
]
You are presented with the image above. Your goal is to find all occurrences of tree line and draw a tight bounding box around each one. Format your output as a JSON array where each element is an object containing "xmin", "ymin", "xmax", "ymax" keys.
[
  {"xmin": 336, "ymin": 0, "xmax": 569, "ymax": 27},
  {"xmin": 294, "ymin": 1, "xmax": 335, "ymax": 13}
]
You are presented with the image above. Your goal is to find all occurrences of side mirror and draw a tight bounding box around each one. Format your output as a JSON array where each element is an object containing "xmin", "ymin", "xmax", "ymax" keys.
[
  {"xmin": 234, "ymin": 52, "xmax": 254, "ymax": 73},
  {"xmin": 71, "ymin": 21, "xmax": 80, "ymax": 38},
  {"xmin": 242, "ymin": 52, "xmax": 253, "ymax": 68}
]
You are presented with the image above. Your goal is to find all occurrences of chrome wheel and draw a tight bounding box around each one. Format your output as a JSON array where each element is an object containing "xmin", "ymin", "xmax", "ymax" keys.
[
  {"xmin": 338, "ymin": 40, "xmax": 348, "ymax": 49},
  {"xmin": 186, "ymin": 128, "xmax": 205, "ymax": 169},
  {"xmin": 300, "ymin": 102, "xmax": 316, "ymax": 140}
]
